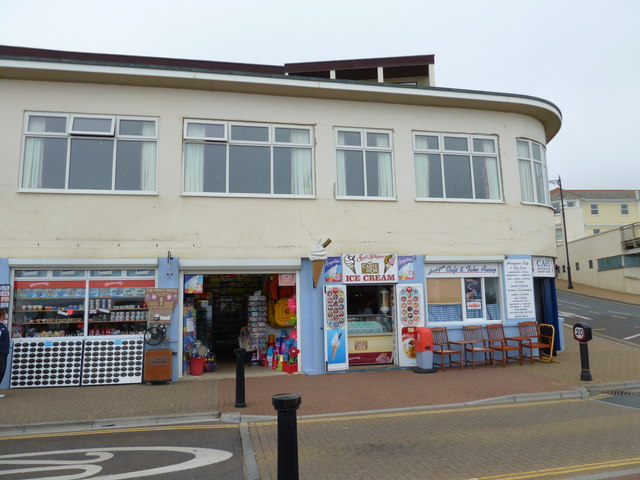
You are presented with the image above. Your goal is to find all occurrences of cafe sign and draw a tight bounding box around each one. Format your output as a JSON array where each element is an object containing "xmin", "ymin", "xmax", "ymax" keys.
[{"xmin": 342, "ymin": 253, "xmax": 398, "ymax": 284}]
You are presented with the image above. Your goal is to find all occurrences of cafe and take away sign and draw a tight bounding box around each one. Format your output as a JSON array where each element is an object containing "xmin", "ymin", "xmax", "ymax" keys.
[{"xmin": 342, "ymin": 253, "xmax": 398, "ymax": 284}]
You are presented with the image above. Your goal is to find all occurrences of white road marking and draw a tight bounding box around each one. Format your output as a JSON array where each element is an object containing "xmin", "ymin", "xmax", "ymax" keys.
[
  {"xmin": 609, "ymin": 311, "xmax": 640, "ymax": 317},
  {"xmin": 558, "ymin": 311, "xmax": 592, "ymax": 320},
  {"xmin": 0, "ymin": 446, "xmax": 233, "ymax": 480},
  {"xmin": 623, "ymin": 333, "xmax": 640, "ymax": 340}
]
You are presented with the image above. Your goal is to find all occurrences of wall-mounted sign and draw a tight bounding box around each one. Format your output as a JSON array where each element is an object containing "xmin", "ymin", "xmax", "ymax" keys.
[
  {"xmin": 1, "ymin": 284, "xmax": 10, "ymax": 309},
  {"xmin": 425, "ymin": 263, "xmax": 499, "ymax": 278},
  {"xmin": 324, "ymin": 257, "xmax": 342, "ymax": 283},
  {"xmin": 504, "ymin": 258, "xmax": 535, "ymax": 319},
  {"xmin": 342, "ymin": 253, "xmax": 398, "ymax": 284},
  {"xmin": 532, "ymin": 256, "xmax": 556, "ymax": 277},
  {"xmin": 278, "ymin": 273, "xmax": 295, "ymax": 286},
  {"xmin": 184, "ymin": 274, "xmax": 203, "ymax": 293},
  {"xmin": 398, "ymin": 256, "xmax": 415, "ymax": 280},
  {"xmin": 145, "ymin": 288, "xmax": 179, "ymax": 325}
]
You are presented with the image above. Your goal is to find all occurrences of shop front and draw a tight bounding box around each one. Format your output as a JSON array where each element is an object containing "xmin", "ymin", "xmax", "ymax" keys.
[
  {"xmin": 7, "ymin": 263, "xmax": 159, "ymax": 388},
  {"xmin": 179, "ymin": 259, "xmax": 301, "ymax": 376},
  {"xmin": 322, "ymin": 254, "xmax": 425, "ymax": 372}
]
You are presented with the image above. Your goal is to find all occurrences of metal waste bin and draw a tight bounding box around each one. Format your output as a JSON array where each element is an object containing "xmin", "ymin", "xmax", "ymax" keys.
[{"xmin": 413, "ymin": 327, "xmax": 436, "ymax": 374}]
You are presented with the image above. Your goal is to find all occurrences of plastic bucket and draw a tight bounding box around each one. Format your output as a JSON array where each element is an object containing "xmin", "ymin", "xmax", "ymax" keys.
[{"xmin": 189, "ymin": 357, "xmax": 205, "ymax": 376}]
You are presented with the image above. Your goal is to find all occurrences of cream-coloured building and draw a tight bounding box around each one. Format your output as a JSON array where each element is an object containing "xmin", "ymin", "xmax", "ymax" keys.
[
  {"xmin": 0, "ymin": 46, "xmax": 562, "ymax": 388},
  {"xmin": 551, "ymin": 189, "xmax": 640, "ymax": 243}
]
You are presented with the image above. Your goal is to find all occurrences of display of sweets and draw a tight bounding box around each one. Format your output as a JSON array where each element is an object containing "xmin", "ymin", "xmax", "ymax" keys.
[{"xmin": 246, "ymin": 294, "xmax": 268, "ymax": 356}]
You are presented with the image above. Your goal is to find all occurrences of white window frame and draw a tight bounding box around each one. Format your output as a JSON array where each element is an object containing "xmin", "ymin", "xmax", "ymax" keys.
[
  {"xmin": 591, "ymin": 204, "xmax": 599, "ymax": 215},
  {"xmin": 20, "ymin": 112, "xmax": 158, "ymax": 195},
  {"xmin": 413, "ymin": 132, "xmax": 502, "ymax": 202},
  {"xmin": 335, "ymin": 127, "xmax": 396, "ymax": 200},
  {"xmin": 621, "ymin": 204, "xmax": 629, "ymax": 215},
  {"xmin": 517, "ymin": 138, "xmax": 550, "ymax": 205},
  {"xmin": 182, "ymin": 120, "xmax": 315, "ymax": 198}
]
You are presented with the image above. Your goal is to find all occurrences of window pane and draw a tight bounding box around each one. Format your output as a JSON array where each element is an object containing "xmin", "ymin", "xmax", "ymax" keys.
[
  {"xmin": 72, "ymin": 117, "xmax": 113, "ymax": 133},
  {"xmin": 187, "ymin": 122, "xmax": 225, "ymax": 139},
  {"xmin": 517, "ymin": 140, "xmax": 530, "ymax": 158},
  {"xmin": 115, "ymin": 140, "xmax": 156, "ymax": 191},
  {"xmin": 202, "ymin": 144, "xmax": 227, "ymax": 193},
  {"xmin": 473, "ymin": 156, "xmax": 500, "ymax": 200},
  {"xmin": 472, "ymin": 138, "xmax": 495, "ymax": 153},
  {"xmin": 365, "ymin": 151, "xmax": 393, "ymax": 197},
  {"xmin": 28, "ymin": 115, "xmax": 66, "ymax": 133},
  {"xmin": 443, "ymin": 154, "xmax": 472, "ymax": 198},
  {"xmin": 22, "ymin": 137, "xmax": 67, "ymax": 189},
  {"xmin": 531, "ymin": 143, "xmax": 542, "ymax": 160},
  {"xmin": 366, "ymin": 132, "xmax": 390, "ymax": 148},
  {"xmin": 275, "ymin": 127, "xmax": 310, "ymax": 144},
  {"xmin": 415, "ymin": 135, "xmax": 438, "ymax": 150},
  {"xmin": 231, "ymin": 125, "xmax": 269, "ymax": 142},
  {"xmin": 484, "ymin": 277, "xmax": 501, "ymax": 320},
  {"xmin": 534, "ymin": 162, "xmax": 545, "ymax": 203},
  {"xmin": 69, "ymin": 138, "xmax": 113, "ymax": 190},
  {"xmin": 340, "ymin": 149, "xmax": 364, "ymax": 196},
  {"xmin": 444, "ymin": 137, "xmax": 468, "ymax": 151},
  {"xmin": 229, "ymin": 145, "xmax": 270, "ymax": 193},
  {"xmin": 274, "ymin": 147, "xmax": 312, "ymax": 195},
  {"xmin": 519, "ymin": 159, "xmax": 534, "ymax": 202},
  {"xmin": 337, "ymin": 131, "xmax": 361, "ymax": 146},
  {"xmin": 120, "ymin": 120, "xmax": 155, "ymax": 137}
]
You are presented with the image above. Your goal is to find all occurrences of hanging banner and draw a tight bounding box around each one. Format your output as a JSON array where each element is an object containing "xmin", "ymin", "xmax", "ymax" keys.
[
  {"xmin": 342, "ymin": 253, "xmax": 398, "ymax": 284},
  {"xmin": 323, "ymin": 285, "xmax": 348, "ymax": 371},
  {"xmin": 394, "ymin": 284, "xmax": 425, "ymax": 367}
]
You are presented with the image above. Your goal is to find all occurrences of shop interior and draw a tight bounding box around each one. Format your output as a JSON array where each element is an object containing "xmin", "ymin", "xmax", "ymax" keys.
[
  {"xmin": 346, "ymin": 285, "xmax": 395, "ymax": 366},
  {"xmin": 183, "ymin": 273, "xmax": 298, "ymax": 375}
]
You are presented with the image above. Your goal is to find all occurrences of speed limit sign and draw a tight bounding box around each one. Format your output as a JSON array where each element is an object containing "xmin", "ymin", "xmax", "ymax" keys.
[{"xmin": 573, "ymin": 323, "xmax": 592, "ymax": 342}]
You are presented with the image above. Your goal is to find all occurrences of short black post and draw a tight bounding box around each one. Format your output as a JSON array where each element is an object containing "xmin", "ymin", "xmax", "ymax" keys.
[
  {"xmin": 272, "ymin": 393, "xmax": 302, "ymax": 480},
  {"xmin": 579, "ymin": 343, "xmax": 592, "ymax": 381},
  {"xmin": 234, "ymin": 348, "xmax": 246, "ymax": 408}
]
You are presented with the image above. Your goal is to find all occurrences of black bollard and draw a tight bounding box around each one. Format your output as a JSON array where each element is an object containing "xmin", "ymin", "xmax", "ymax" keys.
[
  {"xmin": 272, "ymin": 393, "xmax": 302, "ymax": 480},
  {"xmin": 234, "ymin": 348, "xmax": 246, "ymax": 408},
  {"xmin": 579, "ymin": 342, "xmax": 592, "ymax": 381}
]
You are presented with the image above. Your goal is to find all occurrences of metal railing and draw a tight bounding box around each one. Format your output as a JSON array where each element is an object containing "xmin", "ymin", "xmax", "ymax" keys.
[{"xmin": 620, "ymin": 222, "xmax": 640, "ymax": 249}]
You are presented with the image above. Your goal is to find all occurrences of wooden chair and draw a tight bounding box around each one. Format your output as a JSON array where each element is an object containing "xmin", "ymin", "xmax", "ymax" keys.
[
  {"xmin": 453, "ymin": 325, "xmax": 493, "ymax": 368},
  {"xmin": 486, "ymin": 324, "xmax": 522, "ymax": 367},
  {"xmin": 518, "ymin": 321, "xmax": 555, "ymax": 363},
  {"xmin": 431, "ymin": 327, "xmax": 463, "ymax": 372}
]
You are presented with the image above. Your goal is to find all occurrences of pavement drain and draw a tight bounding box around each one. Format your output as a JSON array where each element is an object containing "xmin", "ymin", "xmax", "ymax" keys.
[{"xmin": 593, "ymin": 389, "xmax": 640, "ymax": 410}]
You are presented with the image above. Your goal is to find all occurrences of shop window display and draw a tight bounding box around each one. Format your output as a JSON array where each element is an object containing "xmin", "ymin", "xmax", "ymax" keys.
[{"xmin": 426, "ymin": 276, "xmax": 501, "ymax": 322}]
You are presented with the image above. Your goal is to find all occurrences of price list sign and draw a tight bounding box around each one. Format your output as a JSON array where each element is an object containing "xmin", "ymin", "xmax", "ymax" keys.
[{"xmin": 0, "ymin": 284, "xmax": 9, "ymax": 309}]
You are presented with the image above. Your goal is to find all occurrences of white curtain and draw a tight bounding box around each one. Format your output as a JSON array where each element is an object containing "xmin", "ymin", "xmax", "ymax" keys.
[
  {"xmin": 376, "ymin": 152, "xmax": 393, "ymax": 197},
  {"xmin": 485, "ymin": 157, "xmax": 500, "ymax": 199},
  {"xmin": 140, "ymin": 122, "xmax": 157, "ymax": 191},
  {"xmin": 336, "ymin": 150, "xmax": 347, "ymax": 196},
  {"xmin": 289, "ymin": 129, "xmax": 312, "ymax": 195},
  {"xmin": 414, "ymin": 153, "xmax": 429, "ymax": 197},
  {"xmin": 22, "ymin": 117, "xmax": 46, "ymax": 188},
  {"xmin": 519, "ymin": 159, "xmax": 534, "ymax": 202},
  {"xmin": 184, "ymin": 124, "xmax": 206, "ymax": 193}
]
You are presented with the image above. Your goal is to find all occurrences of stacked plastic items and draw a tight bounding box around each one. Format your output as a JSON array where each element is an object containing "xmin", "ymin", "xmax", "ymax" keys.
[
  {"xmin": 247, "ymin": 293, "xmax": 268, "ymax": 362},
  {"xmin": 267, "ymin": 328, "xmax": 299, "ymax": 373}
]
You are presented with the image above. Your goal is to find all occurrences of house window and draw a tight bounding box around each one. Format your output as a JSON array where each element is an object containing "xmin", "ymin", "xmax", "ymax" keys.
[
  {"xmin": 566, "ymin": 200, "xmax": 576, "ymax": 207},
  {"xmin": 589, "ymin": 260, "xmax": 593, "ymax": 269},
  {"xmin": 414, "ymin": 133, "xmax": 501, "ymax": 201},
  {"xmin": 575, "ymin": 262, "xmax": 580, "ymax": 271},
  {"xmin": 593, "ymin": 229, "xmax": 601, "ymax": 234},
  {"xmin": 336, "ymin": 128, "xmax": 394, "ymax": 198},
  {"xmin": 597, "ymin": 255, "xmax": 623, "ymax": 271},
  {"xmin": 517, "ymin": 139, "xmax": 549, "ymax": 205},
  {"xmin": 590, "ymin": 204, "xmax": 599, "ymax": 215},
  {"xmin": 555, "ymin": 228, "xmax": 563, "ymax": 242},
  {"xmin": 621, "ymin": 204, "xmax": 629, "ymax": 215},
  {"xmin": 624, "ymin": 254, "xmax": 640, "ymax": 267},
  {"xmin": 183, "ymin": 121, "xmax": 313, "ymax": 197},
  {"xmin": 21, "ymin": 113, "xmax": 157, "ymax": 192},
  {"xmin": 562, "ymin": 265, "xmax": 566, "ymax": 273},
  {"xmin": 425, "ymin": 265, "xmax": 501, "ymax": 323}
]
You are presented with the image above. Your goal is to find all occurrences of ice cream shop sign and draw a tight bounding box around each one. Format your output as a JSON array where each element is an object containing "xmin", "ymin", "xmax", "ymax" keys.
[{"xmin": 342, "ymin": 253, "xmax": 398, "ymax": 284}]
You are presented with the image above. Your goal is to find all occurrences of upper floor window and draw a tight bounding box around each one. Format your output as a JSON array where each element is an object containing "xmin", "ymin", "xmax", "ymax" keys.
[
  {"xmin": 517, "ymin": 139, "xmax": 549, "ymax": 205},
  {"xmin": 183, "ymin": 120, "xmax": 313, "ymax": 197},
  {"xmin": 593, "ymin": 228, "xmax": 601, "ymax": 234},
  {"xmin": 590, "ymin": 204, "xmax": 599, "ymax": 215},
  {"xmin": 335, "ymin": 128, "xmax": 394, "ymax": 199},
  {"xmin": 21, "ymin": 113, "xmax": 157, "ymax": 193},
  {"xmin": 621, "ymin": 204, "xmax": 629, "ymax": 215},
  {"xmin": 414, "ymin": 133, "xmax": 501, "ymax": 201}
]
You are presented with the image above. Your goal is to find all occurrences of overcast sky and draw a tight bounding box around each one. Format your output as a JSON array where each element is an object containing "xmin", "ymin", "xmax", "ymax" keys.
[{"xmin": 1, "ymin": 0, "xmax": 638, "ymax": 190}]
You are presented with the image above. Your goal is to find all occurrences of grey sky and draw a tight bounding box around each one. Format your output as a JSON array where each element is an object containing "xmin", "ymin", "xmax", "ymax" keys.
[{"xmin": 1, "ymin": 0, "xmax": 638, "ymax": 190}]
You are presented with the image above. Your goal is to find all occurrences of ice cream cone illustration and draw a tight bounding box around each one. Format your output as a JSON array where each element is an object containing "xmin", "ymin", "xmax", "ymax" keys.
[
  {"xmin": 309, "ymin": 238, "xmax": 332, "ymax": 288},
  {"xmin": 384, "ymin": 254, "xmax": 395, "ymax": 274},
  {"xmin": 343, "ymin": 254, "xmax": 356, "ymax": 274},
  {"xmin": 331, "ymin": 332, "xmax": 342, "ymax": 361}
]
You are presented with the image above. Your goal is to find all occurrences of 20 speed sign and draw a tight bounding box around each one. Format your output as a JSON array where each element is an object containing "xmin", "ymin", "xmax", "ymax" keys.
[{"xmin": 573, "ymin": 323, "xmax": 592, "ymax": 342}]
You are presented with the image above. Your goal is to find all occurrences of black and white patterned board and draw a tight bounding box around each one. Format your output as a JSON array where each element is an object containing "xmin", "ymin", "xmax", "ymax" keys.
[
  {"xmin": 81, "ymin": 337, "xmax": 144, "ymax": 385},
  {"xmin": 10, "ymin": 339, "xmax": 84, "ymax": 389}
]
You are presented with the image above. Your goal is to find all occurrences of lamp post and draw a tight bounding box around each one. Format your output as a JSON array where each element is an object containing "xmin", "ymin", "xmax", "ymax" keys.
[{"xmin": 550, "ymin": 176, "xmax": 574, "ymax": 289}]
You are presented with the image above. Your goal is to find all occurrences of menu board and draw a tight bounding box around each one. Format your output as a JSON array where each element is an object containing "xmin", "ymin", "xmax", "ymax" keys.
[
  {"xmin": 504, "ymin": 259, "xmax": 535, "ymax": 319},
  {"xmin": 145, "ymin": 288, "xmax": 178, "ymax": 325}
]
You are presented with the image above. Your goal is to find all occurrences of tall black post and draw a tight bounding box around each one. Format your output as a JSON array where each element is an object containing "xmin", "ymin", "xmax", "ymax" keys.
[
  {"xmin": 234, "ymin": 348, "xmax": 246, "ymax": 408},
  {"xmin": 272, "ymin": 393, "xmax": 302, "ymax": 480},
  {"xmin": 579, "ymin": 343, "xmax": 592, "ymax": 381},
  {"xmin": 556, "ymin": 176, "xmax": 574, "ymax": 289}
]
